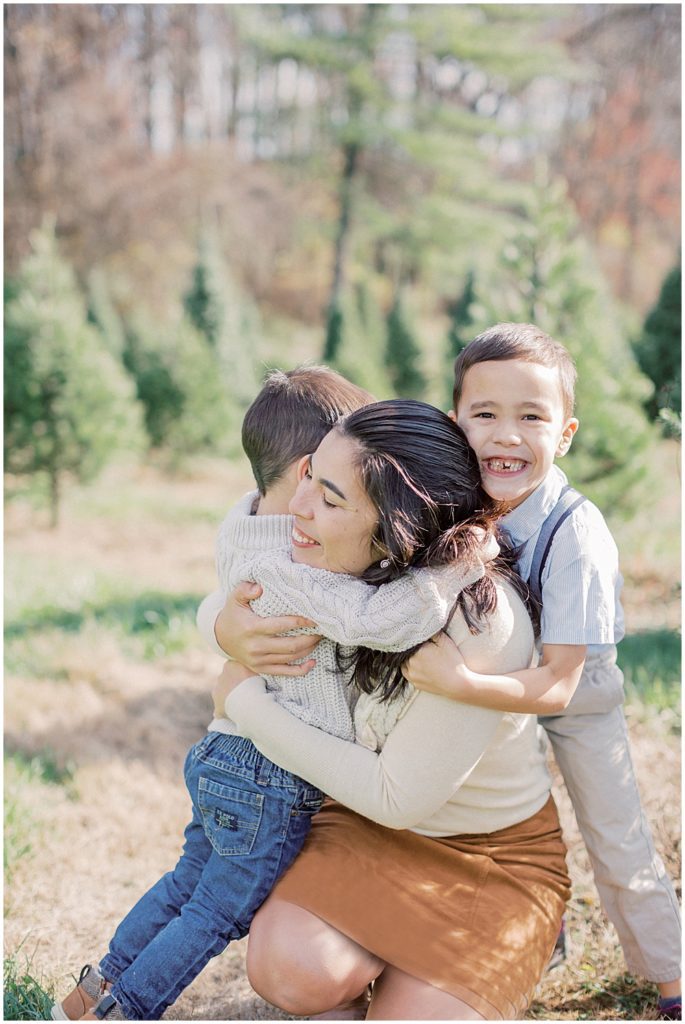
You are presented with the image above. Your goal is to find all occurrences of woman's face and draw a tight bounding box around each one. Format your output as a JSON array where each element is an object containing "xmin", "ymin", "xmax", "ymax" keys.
[{"xmin": 288, "ymin": 429, "xmax": 380, "ymax": 576}]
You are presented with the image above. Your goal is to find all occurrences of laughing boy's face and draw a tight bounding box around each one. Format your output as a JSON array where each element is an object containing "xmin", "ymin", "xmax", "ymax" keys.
[{"xmin": 455, "ymin": 359, "xmax": 578, "ymax": 509}]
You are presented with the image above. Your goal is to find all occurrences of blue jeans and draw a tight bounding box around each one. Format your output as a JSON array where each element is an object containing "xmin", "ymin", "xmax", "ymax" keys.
[{"xmin": 99, "ymin": 732, "xmax": 323, "ymax": 1020}]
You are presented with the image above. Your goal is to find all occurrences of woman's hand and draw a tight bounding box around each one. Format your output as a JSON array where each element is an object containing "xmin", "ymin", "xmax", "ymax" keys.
[
  {"xmin": 213, "ymin": 661, "xmax": 257, "ymax": 717},
  {"xmin": 401, "ymin": 632, "xmax": 471, "ymax": 699},
  {"xmin": 214, "ymin": 581, "xmax": 321, "ymax": 675}
]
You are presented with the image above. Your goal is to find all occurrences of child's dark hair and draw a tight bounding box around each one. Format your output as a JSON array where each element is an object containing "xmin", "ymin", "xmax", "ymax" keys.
[
  {"xmin": 335, "ymin": 399, "xmax": 535, "ymax": 702},
  {"xmin": 453, "ymin": 322, "xmax": 577, "ymax": 419},
  {"xmin": 242, "ymin": 366, "xmax": 375, "ymax": 495}
]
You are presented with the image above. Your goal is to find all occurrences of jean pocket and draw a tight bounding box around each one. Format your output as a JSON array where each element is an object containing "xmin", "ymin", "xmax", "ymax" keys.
[{"xmin": 198, "ymin": 776, "xmax": 264, "ymax": 856}]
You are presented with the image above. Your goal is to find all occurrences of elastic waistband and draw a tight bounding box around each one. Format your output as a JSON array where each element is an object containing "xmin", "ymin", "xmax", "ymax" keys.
[{"xmin": 194, "ymin": 731, "xmax": 319, "ymax": 793}]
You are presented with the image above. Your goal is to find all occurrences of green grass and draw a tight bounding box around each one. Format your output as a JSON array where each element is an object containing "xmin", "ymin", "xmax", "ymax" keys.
[
  {"xmin": 3, "ymin": 952, "xmax": 55, "ymax": 1021},
  {"xmin": 5, "ymin": 590, "xmax": 202, "ymax": 673},
  {"xmin": 618, "ymin": 627, "xmax": 681, "ymax": 725},
  {"xmin": 4, "ymin": 752, "xmax": 76, "ymax": 882}
]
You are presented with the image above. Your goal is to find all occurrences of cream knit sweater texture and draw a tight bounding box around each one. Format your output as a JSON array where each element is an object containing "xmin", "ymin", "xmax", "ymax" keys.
[
  {"xmin": 226, "ymin": 577, "xmax": 552, "ymax": 838},
  {"xmin": 199, "ymin": 491, "xmax": 490, "ymax": 742}
]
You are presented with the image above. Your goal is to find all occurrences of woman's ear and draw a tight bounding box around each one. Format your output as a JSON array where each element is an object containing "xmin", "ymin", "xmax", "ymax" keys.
[
  {"xmin": 556, "ymin": 418, "xmax": 579, "ymax": 458},
  {"xmin": 296, "ymin": 455, "xmax": 311, "ymax": 482}
]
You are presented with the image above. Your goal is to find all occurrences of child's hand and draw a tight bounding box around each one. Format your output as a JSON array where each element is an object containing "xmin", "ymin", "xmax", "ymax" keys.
[
  {"xmin": 214, "ymin": 582, "xmax": 321, "ymax": 675},
  {"xmin": 213, "ymin": 661, "xmax": 256, "ymax": 717},
  {"xmin": 401, "ymin": 632, "xmax": 470, "ymax": 699}
]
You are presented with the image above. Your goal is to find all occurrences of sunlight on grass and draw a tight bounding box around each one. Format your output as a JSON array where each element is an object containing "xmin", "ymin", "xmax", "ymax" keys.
[
  {"xmin": 4, "ymin": 752, "xmax": 76, "ymax": 884},
  {"xmin": 5, "ymin": 590, "xmax": 202, "ymax": 674},
  {"xmin": 619, "ymin": 628, "xmax": 681, "ymax": 728}
]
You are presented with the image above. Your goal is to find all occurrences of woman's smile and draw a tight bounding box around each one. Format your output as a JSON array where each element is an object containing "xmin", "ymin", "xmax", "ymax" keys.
[{"xmin": 292, "ymin": 524, "xmax": 319, "ymax": 548}]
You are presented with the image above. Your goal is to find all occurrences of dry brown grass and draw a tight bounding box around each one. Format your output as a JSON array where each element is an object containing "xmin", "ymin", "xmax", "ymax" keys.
[{"xmin": 4, "ymin": 458, "xmax": 681, "ymax": 1021}]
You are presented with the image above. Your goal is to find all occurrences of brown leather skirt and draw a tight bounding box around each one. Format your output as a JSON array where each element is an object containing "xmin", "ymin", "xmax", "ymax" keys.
[{"xmin": 273, "ymin": 796, "xmax": 570, "ymax": 1019}]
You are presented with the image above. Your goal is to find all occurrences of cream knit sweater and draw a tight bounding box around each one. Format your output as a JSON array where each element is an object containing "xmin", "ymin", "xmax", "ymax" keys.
[
  {"xmin": 200, "ymin": 491, "xmax": 492, "ymax": 742},
  {"xmin": 226, "ymin": 578, "xmax": 552, "ymax": 837}
]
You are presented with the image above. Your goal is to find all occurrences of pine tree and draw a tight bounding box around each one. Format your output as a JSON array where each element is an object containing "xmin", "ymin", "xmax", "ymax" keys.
[
  {"xmin": 87, "ymin": 267, "xmax": 127, "ymax": 359},
  {"xmin": 4, "ymin": 220, "xmax": 145, "ymax": 525},
  {"xmin": 385, "ymin": 292, "xmax": 426, "ymax": 399},
  {"xmin": 165, "ymin": 319, "xmax": 238, "ymax": 462},
  {"xmin": 480, "ymin": 179, "xmax": 656, "ymax": 514},
  {"xmin": 445, "ymin": 270, "xmax": 477, "ymax": 405},
  {"xmin": 633, "ymin": 264, "xmax": 681, "ymax": 432},
  {"xmin": 329, "ymin": 283, "xmax": 392, "ymax": 399},
  {"xmin": 183, "ymin": 231, "xmax": 260, "ymax": 414}
]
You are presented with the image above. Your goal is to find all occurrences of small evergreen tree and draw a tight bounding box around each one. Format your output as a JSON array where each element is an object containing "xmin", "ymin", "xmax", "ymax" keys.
[
  {"xmin": 123, "ymin": 312, "xmax": 238, "ymax": 461},
  {"xmin": 183, "ymin": 231, "xmax": 259, "ymax": 413},
  {"xmin": 4, "ymin": 221, "xmax": 145, "ymax": 525},
  {"xmin": 323, "ymin": 303, "xmax": 344, "ymax": 364},
  {"xmin": 165, "ymin": 319, "xmax": 238, "ymax": 461},
  {"xmin": 481, "ymin": 180, "xmax": 655, "ymax": 514},
  {"xmin": 445, "ymin": 270, "xmax": 477, "ymax": 406},
  {"xmin": 632, "ymin": 264, "xmax": 681, "ymax": 433},
  {"xmin": 87, "ymin": 267, "xmax": 127, "ymax": 360},
  {"xmin": 122, "ymin": 317, "xmax": 185, "ymax": 449},
  {"xmin": 385, "ymin": 292, "xmax": 426, "ymax": 399},
  {"xmin": 329, "ymin": 283, "xmax": 392, "ymax": 398}
]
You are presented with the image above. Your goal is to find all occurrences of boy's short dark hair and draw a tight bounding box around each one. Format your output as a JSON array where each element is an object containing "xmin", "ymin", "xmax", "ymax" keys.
[
  {"xmin": 453, "ymin": 322, "xmax": 577, "ymax": 419},
  {"xmin": 242, "ymin": 365, "xmax": 375, "ymax": 494}
]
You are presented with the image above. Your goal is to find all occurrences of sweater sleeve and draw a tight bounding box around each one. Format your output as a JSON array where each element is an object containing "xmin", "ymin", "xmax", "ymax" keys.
[
  {"xmin": 225, "ymin": 603, "xmax": 518, "ymax": 830},
  {"xmin": 196, "ymin": 589, "xmax": 229, "ymax": 658},
  {"xmin": 242, "ymin": 554, "xmax": 486, "ymax": 652},
  {"xmin": 226, "ymin": 677, "xmax": 502, "ymax": 830}
]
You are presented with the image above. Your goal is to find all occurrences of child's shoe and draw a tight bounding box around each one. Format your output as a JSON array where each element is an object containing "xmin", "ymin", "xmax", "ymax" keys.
[
  {"xmin": 51, "ymin": 964, "xmax": 109, "ymax": 1021},
  {"xmin": 658, "ymin": 996, "xmax": 682, "ymax": 1020},
  {"xmin": 78, "ymin": 992, "xmax": 126, "ymax": 1020}
]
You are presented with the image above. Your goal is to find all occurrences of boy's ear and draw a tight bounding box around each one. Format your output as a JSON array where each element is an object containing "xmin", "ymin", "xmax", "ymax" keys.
[
  {"xmin": 556, "ymin": 418, "xmax": 579, "ymax": 457},
  {"xmin": 447, "ymin": 409, "xmax": 457, "ymax": 424}
]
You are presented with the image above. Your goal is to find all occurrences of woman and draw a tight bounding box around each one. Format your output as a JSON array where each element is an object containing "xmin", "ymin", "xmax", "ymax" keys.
[{"xmin": 216, "ymin": 400, "xmax": 570, "ymax": 1021}]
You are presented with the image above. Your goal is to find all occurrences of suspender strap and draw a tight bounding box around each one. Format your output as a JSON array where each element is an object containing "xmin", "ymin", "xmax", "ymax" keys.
[{"xmin": 527, "ymin": 485, "xmax": 587, "ymax": 607}]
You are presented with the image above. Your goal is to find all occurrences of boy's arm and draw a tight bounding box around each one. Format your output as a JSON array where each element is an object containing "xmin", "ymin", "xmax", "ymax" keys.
[
  {"xmin": 402, "ymin": 634, "xmax": 586, "ymax": 715},
  {"xmin": 244, "ymin": 554, "xmax": 486, "ymax": 652}
]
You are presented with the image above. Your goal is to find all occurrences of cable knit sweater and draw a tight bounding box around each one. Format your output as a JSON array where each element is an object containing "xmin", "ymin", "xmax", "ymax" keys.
[
  {"xmin": 198, "ymin": 491, "xmax": 493, "ymax": 742},
  {"xmin": 226, "ymin": 578, "xmax": 552, "ymax": 837}
]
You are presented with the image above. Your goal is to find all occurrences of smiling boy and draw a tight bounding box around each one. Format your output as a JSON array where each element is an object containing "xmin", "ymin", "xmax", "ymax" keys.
[{"xmin": 403, "ymin": 323, "xmax": 681, "ymax": 1017}]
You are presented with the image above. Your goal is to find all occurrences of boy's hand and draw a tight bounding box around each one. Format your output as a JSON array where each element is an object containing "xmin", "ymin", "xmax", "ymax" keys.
[
  {"xmin": 213, "ymin": 661, "xmax": 255, "ymax": 717},
  {"xmin": 401, "ymin": 632, "xmax": 471, "ymax": 699},
  {"xmin": 214, "ymin": 582, "xmax": 321, "ymax": 676}
]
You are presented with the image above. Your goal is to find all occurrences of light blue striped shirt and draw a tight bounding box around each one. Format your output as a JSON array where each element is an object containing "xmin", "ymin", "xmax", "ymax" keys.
[{"xmin": 502, "ymin": 465, "xmax": 625, "ymax": 653}]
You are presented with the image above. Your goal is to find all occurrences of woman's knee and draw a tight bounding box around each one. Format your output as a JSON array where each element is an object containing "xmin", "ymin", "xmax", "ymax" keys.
[{"xmin": 247, "ymin": 897, "xmax": 381, "ymax": 1014}]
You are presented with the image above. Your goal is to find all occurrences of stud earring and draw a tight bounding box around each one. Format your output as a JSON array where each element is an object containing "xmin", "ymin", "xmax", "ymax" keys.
[{"xmin": 380, "ymin": 558, "xmax": 391, "ymax": 569}]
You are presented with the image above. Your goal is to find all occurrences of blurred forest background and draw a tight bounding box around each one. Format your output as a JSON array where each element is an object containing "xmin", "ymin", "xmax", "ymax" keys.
[{"xmin": 3, "ymin": 3, "xmax": 682, "ymax": 1021}]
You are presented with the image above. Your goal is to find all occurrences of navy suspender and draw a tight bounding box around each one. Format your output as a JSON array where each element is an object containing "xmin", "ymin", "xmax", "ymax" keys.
[{"xmin": 527, "ymin": 485, "xmax": 587, "ymax": 607}]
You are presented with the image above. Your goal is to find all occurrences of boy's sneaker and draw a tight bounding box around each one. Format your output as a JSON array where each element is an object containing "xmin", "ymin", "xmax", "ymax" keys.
[
  {"xmin": 78, "ymin": 992, "xmax": 126, "ymax": 1020},
  {"xmin": 51, "ymin": 964, "xmax": 109, "ymax": 1021},
  {"xmin": 546, "ymin": 919, "xmax": 567, "ymax": 971},
  {"xmin": 658, "ymin": 996, "xmax": 682, "ymax": 1020}
]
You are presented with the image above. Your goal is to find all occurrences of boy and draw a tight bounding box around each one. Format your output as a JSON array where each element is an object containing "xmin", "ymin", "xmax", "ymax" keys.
[
  {"xmin": 52, "ymin": 367, "xmax": 482, "ymax": 1022},
  {"xmin": 403, "ymin": 323, "xmax": 681, "ymax": 1019}
]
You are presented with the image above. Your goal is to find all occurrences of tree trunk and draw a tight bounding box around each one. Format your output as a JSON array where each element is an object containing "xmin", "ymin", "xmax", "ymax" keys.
[
  {"xmin": 322, "ymin": 139, "xmax": 361, "ymax": 360},
  {"xmin": 48, "ymin": 464, "xmax": 60, "ymax": 529}
]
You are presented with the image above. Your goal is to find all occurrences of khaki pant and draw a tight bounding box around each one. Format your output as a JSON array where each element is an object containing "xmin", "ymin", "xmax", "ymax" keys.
[{"xmin": 541, "ymin": 670, "xmax": 681, "ymax": 982}]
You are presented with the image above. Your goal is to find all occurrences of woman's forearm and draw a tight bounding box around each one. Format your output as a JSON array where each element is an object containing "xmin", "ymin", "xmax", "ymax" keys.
[{"xmin": 226, "ymin": 677, "xmax": 502, "ymax": 830}]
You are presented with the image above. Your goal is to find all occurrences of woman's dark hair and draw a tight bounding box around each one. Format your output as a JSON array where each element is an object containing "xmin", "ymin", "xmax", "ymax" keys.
[{"xmin": 334, "ymin": 399, "xmax": 536, "ymax": 701}]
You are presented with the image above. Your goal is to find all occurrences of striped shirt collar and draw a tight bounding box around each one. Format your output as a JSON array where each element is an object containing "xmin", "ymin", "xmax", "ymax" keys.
[{"xmin": 501, "ymin": 465, "xmax": 569, "ymax": 546}]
